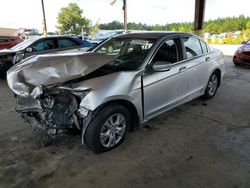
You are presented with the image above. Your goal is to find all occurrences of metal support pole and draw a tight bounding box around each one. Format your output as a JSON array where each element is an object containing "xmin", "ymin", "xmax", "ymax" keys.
[
  {"xmin": 123, "ymin": 0, "xmax": 127, "ymax": 32},
  {"xmin": 41, "ymin": 0, "xmax": 48, "ymax": 36},
  {"xmin": 194, "ymin": 0, "xmax": 206, "ymax": 37}
]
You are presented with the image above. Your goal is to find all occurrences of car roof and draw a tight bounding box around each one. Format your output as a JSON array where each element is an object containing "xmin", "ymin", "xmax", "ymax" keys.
[
  {"xmin": 37, "ymin": 35, "xmax": 78, "ymax": 39},
  {"xmin": 23, "ymin": 36, "xmax": 81, "ymax": 44},
  {"xmin": 114, "ymin": 31, "xmax": 193, "ymax": 40}
]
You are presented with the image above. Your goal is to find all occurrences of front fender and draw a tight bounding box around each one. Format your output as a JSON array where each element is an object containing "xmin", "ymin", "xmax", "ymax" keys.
[{"xmin": 80, "ymin": 91, "xmax": 143, "ymax": 122}]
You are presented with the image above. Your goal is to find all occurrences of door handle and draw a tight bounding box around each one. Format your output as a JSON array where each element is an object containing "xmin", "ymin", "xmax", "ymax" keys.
[
  {"xmin": 205, "ymin": 57, "xmax": 210, "ymax": 61},
  {"xmin": 179, "ymin": 66, "xmax": 187, "ymax": 72}
]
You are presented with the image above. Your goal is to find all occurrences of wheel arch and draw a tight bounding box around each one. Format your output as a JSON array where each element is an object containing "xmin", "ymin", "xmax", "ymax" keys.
[{"xmin": 94, "ymin": 99, "xmax": 140, "ymax": 132}]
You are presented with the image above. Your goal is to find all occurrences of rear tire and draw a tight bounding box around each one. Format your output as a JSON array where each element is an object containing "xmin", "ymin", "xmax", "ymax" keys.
[
  {"xmin": 84, "ymin": 104, "xmax": 130, "ymax": 154},
  {"xmin": 203, "ymin": 72, "xmax": 219, "ymax": 99}
]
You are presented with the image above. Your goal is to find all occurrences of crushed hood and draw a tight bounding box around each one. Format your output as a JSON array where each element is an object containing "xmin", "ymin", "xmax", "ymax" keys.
[{"xmin": 7, "ymin": 52, "xmax": 115, "ymax": 98}]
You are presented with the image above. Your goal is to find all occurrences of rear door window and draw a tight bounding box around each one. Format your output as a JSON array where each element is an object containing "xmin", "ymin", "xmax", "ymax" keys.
[
  {"xmin": 58, "ymin": 38, "xmax": 79, "ymax": 48},
  {"xmin": 182, "ymin": 37, "xmax": 203, "ymax": 58}
]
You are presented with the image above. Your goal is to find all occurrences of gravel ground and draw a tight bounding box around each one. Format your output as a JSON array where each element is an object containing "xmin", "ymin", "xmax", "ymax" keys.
[{"xmin": 0, "ymin": 55, "xmax": 250, "ymax": 188}]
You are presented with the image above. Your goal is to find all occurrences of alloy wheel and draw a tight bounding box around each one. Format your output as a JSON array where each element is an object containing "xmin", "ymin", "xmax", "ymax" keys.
[
  {"xmin": 100, "ymin": 113, "xmax": 126, "ymax": 148},
  {"xmin": 207, "ymin": 74, "xmax": 218, "ymax": 96}
]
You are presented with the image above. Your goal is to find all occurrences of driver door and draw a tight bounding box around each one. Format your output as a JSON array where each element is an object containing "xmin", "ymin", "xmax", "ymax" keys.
[
  {"xmin": 143, "ymin": 38, "xmax": 189, "ymax": 119},
  {"xmin": 24, "ymin": 38, "xmax": 57, "ymax": 58}
]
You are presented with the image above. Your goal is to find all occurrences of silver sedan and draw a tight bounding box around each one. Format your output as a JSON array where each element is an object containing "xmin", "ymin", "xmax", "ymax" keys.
[{"xmin": 7, "ymin": 32, "xmax": 225, "ymax": 153}]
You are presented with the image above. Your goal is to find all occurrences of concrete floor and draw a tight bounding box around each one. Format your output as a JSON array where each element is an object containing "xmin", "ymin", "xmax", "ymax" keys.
[{"xmin": 0, "ymin": 56, "xmax": 250, "ymax": 188}]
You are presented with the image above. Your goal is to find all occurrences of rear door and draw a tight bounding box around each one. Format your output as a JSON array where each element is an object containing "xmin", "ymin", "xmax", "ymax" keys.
[
  {"xmin": 143, "ymin": 36, "xmax": 211, "ymax": 120},
  {"xmin": 180, "ymin": 36, "xmax": 211, "ymax": 94}
]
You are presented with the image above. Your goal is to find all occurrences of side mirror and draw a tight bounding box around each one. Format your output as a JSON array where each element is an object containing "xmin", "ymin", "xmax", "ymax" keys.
[
  {"xmin": 242, "ymin": 41, "xmax": 246, "ymax": 44},
  {"xmin": 26, "ymin": 47, "xmax": 33, "ymax": 53},
  {"xmin": 152, "ymin": 61, "xmax": 172, "ymax": 72}
]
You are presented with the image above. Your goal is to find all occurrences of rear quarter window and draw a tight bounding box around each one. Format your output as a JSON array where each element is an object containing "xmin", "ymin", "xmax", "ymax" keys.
[{"xmin": 200, "ymin": 40, "xmax": 209, "ymax": 53}]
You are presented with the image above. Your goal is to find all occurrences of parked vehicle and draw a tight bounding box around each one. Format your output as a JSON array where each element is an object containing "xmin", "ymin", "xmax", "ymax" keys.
[
  {"xmin": 7, "ymin": 32, "xmax": 225, "ymax": 153},
  {"xmin": 66, "ymin": 34, "xmax": 94, "ymax": 47},
  {"xmin": 233, "ymin": 40, "xmax": 250, "ymax": 66},
  {"xmin": 93, "ymin": 30, "xmax": 125, "ymax": 43},
  {"xmin": 0, "ymin": 35, "xmax": 23, "ymax": 50},
  {"xmin": 0, "ymin": 36, "xmax": 91, "ymax": 79}
]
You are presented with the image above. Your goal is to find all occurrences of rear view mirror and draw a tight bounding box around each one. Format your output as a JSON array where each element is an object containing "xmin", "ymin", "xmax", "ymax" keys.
[{"xmin": 152, "ymin": 61, "xmax": 172, "ymax": 72}]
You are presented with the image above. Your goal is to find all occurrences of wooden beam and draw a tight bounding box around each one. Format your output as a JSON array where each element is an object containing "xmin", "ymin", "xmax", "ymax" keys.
[
  {"xmin": 194, "ymin": 0, "xmax": 206, "ymax": 36},
  {"xmin": 123, "ymin": 0, "xmax": 127, "ymax": 32},
  {"xmin": 41, "ymin": 0, "xmax": 47, "ymax": 36}
]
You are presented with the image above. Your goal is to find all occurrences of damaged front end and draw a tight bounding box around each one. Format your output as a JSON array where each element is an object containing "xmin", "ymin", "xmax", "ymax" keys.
[
  {"xmin": 7, "ymin": 52, "xmax": 116, "ymax": 141},
  {"xmin": 16, "ymin": 88, "xmax": 92, "ymax": 140}
]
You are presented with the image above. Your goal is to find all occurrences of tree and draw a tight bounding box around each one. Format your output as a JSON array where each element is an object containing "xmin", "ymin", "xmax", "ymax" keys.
[
  {"xmin": 98, "ymin": 15, "xmax": 250, "ymax": 34},
  {"xmin": 99, "ymin": 21, "xmax": 123, "ymax": 30},
  {"xmin": 244, "ymin": 20, "xmax": 250, "ymax": 39},
  {"xmin": 90, "ymin": 19, "xmax": 100, "ymax": 36},
  {"xmin": 57, "ymin": 3, "xmax": 91, "ymax": 34},
  {"xmin": 28, "ymin": 29, "xmax": 40, "ymax": 35},
  {"xmin": 246, "ymin": 20, "xmax": 250, "ymax": 29},
  {"xmin": 178, "ymin": 26, "xmax": 186, "ymax": 32}
]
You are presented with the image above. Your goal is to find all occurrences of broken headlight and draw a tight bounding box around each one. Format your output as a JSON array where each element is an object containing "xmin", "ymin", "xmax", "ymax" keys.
[
  {"xmin": 77, "ymin": 106, "xmax": 89, "ymax": 118},
  {"xmin": 70, "ymin": 90, "xmax": 90, "ymax": 99}
]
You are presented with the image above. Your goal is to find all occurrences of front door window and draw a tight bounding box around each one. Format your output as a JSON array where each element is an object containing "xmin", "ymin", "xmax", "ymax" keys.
[{"xmin": 31, "ymin": 39, "xmax": 55, "ymax": 52}]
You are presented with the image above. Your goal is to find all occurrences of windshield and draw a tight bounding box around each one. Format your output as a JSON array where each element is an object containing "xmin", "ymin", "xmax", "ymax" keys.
[
  {"xmin": 11, "ymin": 37, "xmax": 39, "ymax": 51},
  {"xmin": 94, "ymin": 37, "xmax": 156, "ymax": 70}
]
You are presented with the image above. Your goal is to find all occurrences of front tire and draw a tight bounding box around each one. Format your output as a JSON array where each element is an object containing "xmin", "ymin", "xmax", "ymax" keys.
[
  {"xmin": 84, "ymin": 104, "xmax": 130, "ymax": 154},
  {"xmin": 203, "ymin": 72, "xmax": 219, "ymax": 99}
]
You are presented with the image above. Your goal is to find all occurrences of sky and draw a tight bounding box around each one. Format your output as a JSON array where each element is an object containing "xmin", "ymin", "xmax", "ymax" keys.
[{"xmin": 0, "ymin": 0, "xmax": 250, "ymax": 32}]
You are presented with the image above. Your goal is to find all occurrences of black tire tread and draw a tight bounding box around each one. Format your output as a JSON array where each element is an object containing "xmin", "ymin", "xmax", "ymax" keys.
[
  {"xmin": 84, "ymin": 104, "xmax": 130, "ymax": 154},
  {"xmin": 203, "ymin": 72, "xmax": 219, "ymax": 99}
]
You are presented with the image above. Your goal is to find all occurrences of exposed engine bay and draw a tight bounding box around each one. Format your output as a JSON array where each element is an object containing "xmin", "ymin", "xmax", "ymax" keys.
[
  {"xmin": 17, "ymin": 92, "xmax": 80, "ymax": 136},
  {"xmin": 16, "ymin": 66, "xmax": 114, "ymax": 141}
]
